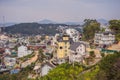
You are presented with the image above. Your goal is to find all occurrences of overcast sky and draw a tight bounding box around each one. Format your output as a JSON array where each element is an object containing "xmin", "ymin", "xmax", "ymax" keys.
[{"xmin": 0, "ymin": 0, "xmax": 120, "ymax": 23}]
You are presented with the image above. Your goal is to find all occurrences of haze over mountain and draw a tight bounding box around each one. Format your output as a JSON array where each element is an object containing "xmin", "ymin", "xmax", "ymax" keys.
[
  {"xmin": 97, "ymin": 19, "xmax": 108, "ymax": 24},
  {"xmin": 38, "ymin": 19, "xmax": 82, "ymax": 25},
  {"xmin": 39, "ymin": 19, "xmax": 57, "ymax": 24},
  {"xmin": 0, "ymin": 18, "xmax": 109, "ymax": 27},
  {"xmin": 0, "ymin": 22, "xmax": 17, "ymax": 27}
]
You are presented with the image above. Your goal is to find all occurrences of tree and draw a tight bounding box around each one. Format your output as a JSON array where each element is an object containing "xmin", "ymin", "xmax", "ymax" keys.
[
  {"xmin": 83, "ymin": 19, "xmax": 100, "ymax": 41},
  {"xmin": 38, "ymin": 48, "xmax": 45, "ymax": 62},
  {"xmin": 101, "ymin": 52, "xmax": 105, "ymax": 58},
  {"xmin": 109, "ymin": 20, "xmax": 120, "ymax": 41},
  {"xmin": 90, "ymin": 51, "xmax": 96, "ymax": 58},
  {"xmin": 97, "ymin": 52, "xmax": 120, "ymax": 80}
]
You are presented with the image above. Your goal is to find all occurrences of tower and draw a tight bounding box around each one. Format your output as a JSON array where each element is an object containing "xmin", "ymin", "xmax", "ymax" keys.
[{"xmin": 0, "ymin": 16, "xmax": 5, "ymax": 33}]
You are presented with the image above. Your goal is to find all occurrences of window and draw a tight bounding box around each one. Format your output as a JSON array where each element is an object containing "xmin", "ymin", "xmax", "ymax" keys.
[
  {"xmin": 60, "ymin": 46, "xmax": 63, "ymax": 49},
  {"xmin": 75, "ymin": 53, "xmax": 77, "ymax": 55},
  {"xmin": 65, "ymin": 50, "xmax": 67, "ymax": 52}
]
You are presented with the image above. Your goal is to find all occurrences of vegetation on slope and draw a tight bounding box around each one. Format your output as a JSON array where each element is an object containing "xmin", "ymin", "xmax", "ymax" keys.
[
  {"xmin": 109, "ymin": 20, "xmax": 120, "ymax": 41},
  {"xmin": 0, "ymin": 52, "xmax": 120, "ymax": 80},
  {"xmin": 83, "ymin": 19, "xmax": 100, "ymax": 41},
  {"xmin": 39, "ymin": 52, "xmax": 120, "ymax": 80},
  {"xmin": 0, "ymin": 63, "xmax": 35, "ymax": 80},
  {"xmin": 4, "ymin": 23, "xmax": 79, "ymax": 35}
]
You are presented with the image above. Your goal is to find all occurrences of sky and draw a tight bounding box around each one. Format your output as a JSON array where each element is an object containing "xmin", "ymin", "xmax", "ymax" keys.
[{"xmin": 0, "ymin": 0, "xmax": 120, "ymax": 23}]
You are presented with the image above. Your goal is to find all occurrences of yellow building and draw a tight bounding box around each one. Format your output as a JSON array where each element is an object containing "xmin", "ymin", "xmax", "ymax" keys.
[{"xmin": 56, "ymin": 35, "xmax": 70, "ymax": 59}]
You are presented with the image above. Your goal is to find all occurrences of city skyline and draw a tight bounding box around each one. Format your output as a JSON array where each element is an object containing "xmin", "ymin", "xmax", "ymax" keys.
[{"xmin": 0, "ymin": 0, "xmax": 120, "ymax": 23}]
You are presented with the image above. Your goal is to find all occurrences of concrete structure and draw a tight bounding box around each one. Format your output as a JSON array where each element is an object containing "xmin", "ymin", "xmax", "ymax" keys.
[
  {"xmin": 66, "ymin": 28, "xmax": 80, "ymax": 42},
  {"xmin": 18, "ymin": 45, "xmax": 30, "ymax": 58},
  {"xmin": 40, "ymin": 62, "xmax": 54, "ymax": 76},
  {"xmin": 4, "ymin": 48, "xmax": 11, "ymax": 55},
  {"xmin": 56, "ymin": 35, "xmax": 71, "ymax": 59},
  {"xmin": 94, "ymin": 28, "xmax": 115, "ymax": 46},
  {"xmin": 69, "ymin": 42, "xmax": 86, "ymax": 63},
  {"xmin": 0, "ymin": 34, "xmax": 9, "ymax": 40},
  {"xmin": 4, "ymin": 56, "xmax": 16, "ymax": 67}
]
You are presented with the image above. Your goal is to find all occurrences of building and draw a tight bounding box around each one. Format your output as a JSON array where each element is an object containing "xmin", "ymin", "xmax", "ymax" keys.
[
  {"xmin": 54, "ymin": 35, "xmax": 72, "ymax": 64},
  {"xmin": 56, "ymin": 35, "xmax": 71, "ymax": 59},
  {"xmin": 94, "ymin": 28, "xmax": 115, "ymax": 46},
  {"xmin": 69, "ymin": 42, "xmax": 86, "ymax": 63},
  {"xmin": 40, "ymin": 62, "xmax": 54, "ymax": 76},
  {"xmin": 66, "ymin": 28, "xmax": 80, "ymax": 42},
  {"xmin": 0, "ymin": 34, "xmax": 9, "ymax": 40},
  {"xmin": 4, "ymin": 56, "xmax": 16, "ymax": 67},
  {"xmin": 18, "ymin": 45, "xmax": 30, "ymax": 58},
  {"xmin": 4, "ymin": 48, "xmax": 11, "ymax": 55}
]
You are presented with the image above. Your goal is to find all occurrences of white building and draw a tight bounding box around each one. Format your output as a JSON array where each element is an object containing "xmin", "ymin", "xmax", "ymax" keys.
[
  {"xmin": 66, "ymin": 28, "xmax": 80, "ymax": 42},
  {"xmin": 69, "ymin": 42, "xmax": 86, "ymax": 63},
  {"xmin": 4, "ymin": 57, "xmax": 16, "ymax": 67},
  {"xmin": 40, "ymin": 62, "xmax": 54, "ymax": 76},
  {"xmin": 4, "ymin": 48, "xmax": 11, "ymax": 55},
  {"xmin": 94, "ymin": 28, "xmax": 115, "ymax": 46},
  {"xmin": 18, "ymin": 45, "xmax": 30, "ymax": 58},
  {"xmin": 0, "ymin": 34, "xmax": 9, "ymax": 40}
]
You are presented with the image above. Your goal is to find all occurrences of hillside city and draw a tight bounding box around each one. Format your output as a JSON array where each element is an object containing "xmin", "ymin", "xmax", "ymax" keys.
[{"xmin": 0, "ymin": 19, "xmax": 120, "ymax": 80}]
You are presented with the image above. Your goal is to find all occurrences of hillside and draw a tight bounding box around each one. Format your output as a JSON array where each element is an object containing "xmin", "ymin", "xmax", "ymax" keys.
[
  {"xmin": 0, "ymin": 52, "xmax": 120, "ymax": 80},
  {"xmin": 3, "ymin": 23, "xmax": 78, "ymax": 35},
  {"xmin": 39, "ymin": 52, "xmax": 120, "ymax": 80}
]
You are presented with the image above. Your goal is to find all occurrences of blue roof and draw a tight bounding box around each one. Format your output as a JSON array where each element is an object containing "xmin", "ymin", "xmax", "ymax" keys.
[{"xmin": 10, "ymin": 69, "xmax": 20, "ymax": 74}]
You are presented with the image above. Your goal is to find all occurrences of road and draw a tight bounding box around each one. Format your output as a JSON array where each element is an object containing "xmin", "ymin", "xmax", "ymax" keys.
[{"xmin": 21, "ymin": 51, "xmax": 39, "ymax": 68}]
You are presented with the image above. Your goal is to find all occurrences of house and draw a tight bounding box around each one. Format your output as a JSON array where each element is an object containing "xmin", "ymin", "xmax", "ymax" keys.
[
  {"xmin": 18, "ymin": 45, "xmax": 30, "ymax": 58},
  {"xmin": 56, "ymin": 35, "xmax": 71, "ymax": 59},
  {"xmin": 94, "ymin": 28, "xmax": 115, "ymax": 46},
  {"xmin": 40, "ymin": 62, "xmax": 54, "ymax": 76},
  {"xmin": 69, "ymin": 42, "xmax": 86, "ymax": 63},
  {"xmin": 4, "ymin": 56, "xmax": 16, "ymax": 68},
  {"xmin": 66, "ymin": 28, "xmax": 80, "ymax": 42},
  {"xmin": 0, "ymin": 34, "xmax": 9, "ymax": 40},
  {"xmin": 4, "ymin": 48, "xmax": 11, "ymax": 55},
  {"xmin": 10, "ymin": 69, "xmax": 20, "ymax": 74}
]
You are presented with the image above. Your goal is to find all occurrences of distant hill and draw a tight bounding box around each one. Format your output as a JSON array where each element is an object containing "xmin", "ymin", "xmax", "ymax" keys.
[
  {"xmin": 63, "ymin": 21, "xmax": 83, "ymax": 25},
  {"xmin": 97, "ymin": 19, "xmax": 108, "ymax": 25},
  {"xmin": 39, "ymin": 19, "xmax": 57, "ymax": 24},
  {"xmin": 4, "ymin": 23, "xmax": 79, "ymax": 35},
  {"xmin": 0, "ymin": 22, "xmax": 16, "ymax": 27},
  {"xmin": 38, "ymin": 19, "xmax": 83, "ymax": 25}
]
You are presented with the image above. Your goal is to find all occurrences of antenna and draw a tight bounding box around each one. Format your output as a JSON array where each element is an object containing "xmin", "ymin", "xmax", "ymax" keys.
[
  {"xmin": 3, "ymin": 16, "xmax": 5, "ymax": 27},
  {"xmin": 0, "ymin": 16, "xmax": 5, "ymax": 33}
]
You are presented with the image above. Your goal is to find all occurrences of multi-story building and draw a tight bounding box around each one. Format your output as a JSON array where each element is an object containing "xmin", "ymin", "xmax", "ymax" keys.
[
  {"xmin": 56, "ymin": 35, "xmax": 71, "ymax": 64},
  {"xmin": 94, "ymin": 28, "xmax": 115, "ymax": 46},
  {"xmin": 56, "ymin": 35, "xmax": 71, "ymax": 59},
  {"xmin": 69, "ymin": 42, "xmax": 86, "ymax": 63},
  {"xmin": 18, "ymin": 45, "xmax": 30, "ymax": 58},
  {"xmin": 66, "ymin": 28, "xmax": 80, "ymax": 42},
  {"xmin": 4, "ymin": 56, "xmax": 16, "ymax": 67}
]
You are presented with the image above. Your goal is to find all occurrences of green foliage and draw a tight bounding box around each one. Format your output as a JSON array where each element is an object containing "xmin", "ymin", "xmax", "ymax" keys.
[
  {"xmin": 89, "ymin": 51, "xmax": 95, "ymax": 58},
  {"xmin": 39, "ymin": 63, "xmax": 85, "ymax": 80},
  {"xmin": 96, "ymin": 52, "xmax": 120, "ymax": 80},
  {"xmin": 101, "ymin": 28, "xmax": 105, "ymax": 32},
  {"xmin": 18, "ymin": 52, "xmax": 35, "ymax": 61},
  {"xmin": 0, "ymin": 63, "xmax": 34, "ymax": 80},
  {"xmin": 78, "ymin": 65, "xmax": 100, "ymax": 80},
  {"xmin": 38, "ymin": 48, "xmax": 46, "ymax": 62},
  {"xmin": 4, "ymin": 23, "xmax": 78, "ymax": 35},
  {"xmin": 109, "ymin": 20, "xmax": 120, "ymax": 41},
  {"xmin": 83, "ymin": 19, "xmax": 100, "ymax": 41},
  {"xmin": 100, "ymin": 52, "xmax": 105, "ymax": 58},
  {"xmin": 1, "ymin": 51, "xmax": 120, "ymax": 80}
]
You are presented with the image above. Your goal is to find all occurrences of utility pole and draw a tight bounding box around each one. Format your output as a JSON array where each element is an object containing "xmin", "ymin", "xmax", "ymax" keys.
[{"xmin": 0, "ymin": 16, "xmax": 5, "ymax": 33}]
